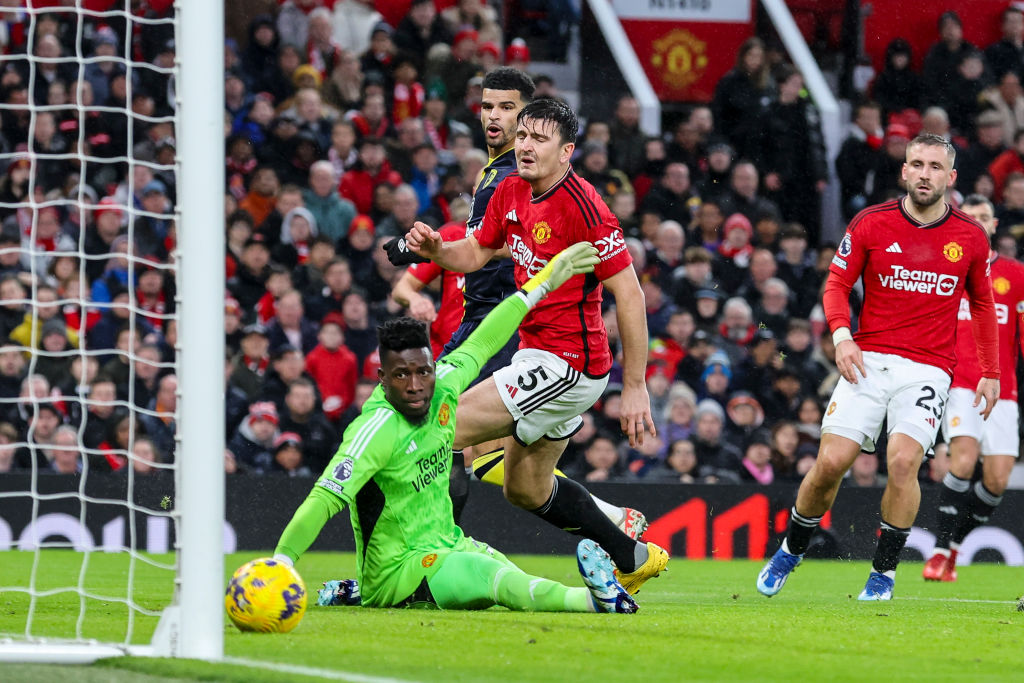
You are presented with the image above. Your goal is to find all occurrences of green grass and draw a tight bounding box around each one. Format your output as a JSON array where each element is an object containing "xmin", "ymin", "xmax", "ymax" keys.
[{"xmin": 2, "ymin": 550, "xmax": 1024, "ymax": 681}]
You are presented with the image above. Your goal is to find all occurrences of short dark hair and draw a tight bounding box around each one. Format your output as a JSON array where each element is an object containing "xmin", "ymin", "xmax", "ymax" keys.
[
  {"xmin": 962, "ymin": 193, "xmax": 995, "ymax": 213},
  {"xmin": 517, "ymin": 98, "xmax": 578, "ymax": 145},
  {"xmin": 481, "ymin": 67, "xmax": 535, "ymax": 101},
  {"xmin": 377, "ymin": 317, "xmax": 430, "ymax": 356}
]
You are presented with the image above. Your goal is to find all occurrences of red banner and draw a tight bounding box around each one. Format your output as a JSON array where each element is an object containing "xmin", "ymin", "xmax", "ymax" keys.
[{"xmin": 615, "ymin": 0, "xmax": 754, "ymax": 103}]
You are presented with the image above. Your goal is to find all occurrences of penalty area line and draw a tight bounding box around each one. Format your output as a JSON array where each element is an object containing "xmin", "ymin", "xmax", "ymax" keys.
[{"xmin": 223, "ymin": 655, "xmax": 416, "ymax": 683}]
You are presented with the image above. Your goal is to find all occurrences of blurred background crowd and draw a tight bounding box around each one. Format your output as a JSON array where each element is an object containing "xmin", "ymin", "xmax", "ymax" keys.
[{"xmin": 5, "ymin": 1, "xmax": 1024, "ymax": 490}]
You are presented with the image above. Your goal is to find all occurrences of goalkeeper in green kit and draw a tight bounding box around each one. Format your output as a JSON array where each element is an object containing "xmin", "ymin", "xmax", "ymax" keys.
[{"xmin": 273, "ymin": 243, "xmax": 638, "ymax": 614}]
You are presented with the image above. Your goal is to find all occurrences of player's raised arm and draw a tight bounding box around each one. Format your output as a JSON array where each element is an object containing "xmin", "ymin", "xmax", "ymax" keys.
[
  {"xmin": 405, "ymin": 221, "xmax": 496, "ymax": 273},
  {"xmin": 602, "ymin": 266, "xmax": 656, "ymax": 447},
  {"xmin": 392, "ymin": 268, "xmax": 438, "ymax": 323}
]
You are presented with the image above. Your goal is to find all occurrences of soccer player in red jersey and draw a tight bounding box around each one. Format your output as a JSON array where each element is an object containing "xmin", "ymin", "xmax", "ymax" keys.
[
  {"xmin": 405, "ymin": 98, "xmax": 667, "ymax": 593},
  {"xmin": 923, "ymin": 194, "xmax": 1024, "ymax": 582},
  {"xmin": 391, "ymin": 221, "xmax": 467, "ymax": 359},
  {"xmin": 758, "ymin": 134, "xmax": 1000, "ymax": 601}
]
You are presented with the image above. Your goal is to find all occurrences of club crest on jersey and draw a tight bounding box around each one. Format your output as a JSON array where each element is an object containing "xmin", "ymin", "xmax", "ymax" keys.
[
  {"xmin": 838, "ymin": 233, "xmax": 853, "ymax": 257},
  {"xmin": 994, "ymin": 276, "xmax": 1011, "ymax": 295},
  {"xmin": 951, "ymin": 416, "xmax": 961, "ymax": 427},
  {"xmin": 438, "ymin": 403, "xmax": 450, "ymax": 426},
  {"xmin": 827, "ymin": 401, "xmax": 837, "ymax": 416},
  {"xmin": 532, "ymin": 221, "xmax": 552, "ymax": 244},
  {"xmin": 943, "ymin": 241, "xmax": 963, "ymax": 263},
  {"xmin": 421, "ymin": 553, "xmax": 437, "ymax": 568}
]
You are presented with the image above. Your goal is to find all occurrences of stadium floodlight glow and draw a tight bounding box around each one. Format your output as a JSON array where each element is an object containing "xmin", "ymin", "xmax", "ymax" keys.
[{"xmin": 0, "ymin": 0, "xmax": 224, "ymax": 663}]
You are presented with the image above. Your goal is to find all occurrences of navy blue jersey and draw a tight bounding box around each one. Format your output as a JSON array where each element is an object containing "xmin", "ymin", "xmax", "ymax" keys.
[{"xmin": 463, "ymin": 148, "xmax": 517, "ymax": 324}]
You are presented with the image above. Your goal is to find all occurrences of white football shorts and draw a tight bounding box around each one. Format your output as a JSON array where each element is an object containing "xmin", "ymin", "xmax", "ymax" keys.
[
  {"xmin": 941, "ymin": 387, "xmax": 1020, "ymax": 457},
  {"xmin": 491, "ymin": 348, "xmax": 608, "ymax": 446},
  {"xmin": 821, "ymin": 351, "xmax": 950, "ymax": 453}
]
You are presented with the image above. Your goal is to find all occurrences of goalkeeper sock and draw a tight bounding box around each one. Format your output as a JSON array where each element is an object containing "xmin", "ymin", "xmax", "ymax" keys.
[
  {"xmin": 934, "ymin": 472, "xmax": 970, "ymax": 551},
  {"xmin": 872, "ymin": 520, "xmax": 910, "ymax": 575},
  {"xmin": 783, "ymin": 507, "xmax": 822, "ymax": 556},
  {"xmin": 952, "ymin": 481, "xmax": 1002, "ymax": 545},
  {"xmin": 449, "ymin": 449, "xmax": 470, "ymax": 524},
  {"xmin": 530, "ymin": 476, "xmax": 640, "ymax": 572}
]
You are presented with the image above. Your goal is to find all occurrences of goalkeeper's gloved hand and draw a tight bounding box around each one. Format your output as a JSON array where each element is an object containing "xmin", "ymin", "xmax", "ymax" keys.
[
  {"xmin": 318, "ymin": 579, "xmax": 362, "ymax": 607},
  {"xmin": 383, "ymin": 236, "xmax": 429, "ymax": 266},
  {"xmin": 521, "ymin": 242, "xmax": 600, "ymax": 305}
]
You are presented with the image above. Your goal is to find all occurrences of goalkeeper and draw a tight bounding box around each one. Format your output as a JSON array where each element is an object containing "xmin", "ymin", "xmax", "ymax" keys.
[{"xmin": 273, "ymin": 243, "xmax": 637, "ymax": 614}]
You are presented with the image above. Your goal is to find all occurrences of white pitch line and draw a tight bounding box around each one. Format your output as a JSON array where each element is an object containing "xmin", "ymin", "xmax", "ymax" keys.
[
  {"xmin": 898, "ymin": 597, "xmax": 1018, "ymax": 605},
  {"xmin": 223, "ymin": 656, "xmax": 419, "ymax": 683}
]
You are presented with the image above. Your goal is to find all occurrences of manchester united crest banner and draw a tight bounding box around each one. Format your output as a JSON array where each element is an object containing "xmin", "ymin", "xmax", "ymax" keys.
[{"xmin": 613, "ymin": 0, "xmax": 755, "ymax": 102}]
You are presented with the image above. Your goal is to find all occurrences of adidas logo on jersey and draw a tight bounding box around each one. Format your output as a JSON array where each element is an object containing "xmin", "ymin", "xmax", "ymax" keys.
[
  {"xmin": 886, "ymin": 242, "xmax": 903, "ymax": 253},
  {"xmin": 505, "ymin": 384, "xmax": 519, "ymax": 399},
  {"xmin": 406, "ymin": 440, "xmax": 418, "ymax": 454},
  {"xmin": 506, "ymin": 209, "xmax": 519, "ymax": 222}
]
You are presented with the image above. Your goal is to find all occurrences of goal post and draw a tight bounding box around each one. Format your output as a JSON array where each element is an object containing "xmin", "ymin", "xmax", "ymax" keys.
[
  {"xmin": 174, "ymin": 0, "xmax": 225, "ymax": 662},
  {"xmin": 0, "ymin": 0, "xmax": 225, "ymax": 663}
]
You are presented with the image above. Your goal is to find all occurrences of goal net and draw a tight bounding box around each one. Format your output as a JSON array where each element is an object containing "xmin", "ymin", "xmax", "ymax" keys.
[{"xmin": 0, "ymin": 0, "xmax": 224, "ymax": 662}]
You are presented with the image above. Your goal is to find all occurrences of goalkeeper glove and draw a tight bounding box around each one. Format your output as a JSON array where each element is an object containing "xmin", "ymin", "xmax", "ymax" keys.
[
  {"xmin": 383, "ymin": 236, "xmax": 429, "ymax": 266},
  {"xmin": 520, "ymin": 242, "xmax": 600, "ymax": 306}
]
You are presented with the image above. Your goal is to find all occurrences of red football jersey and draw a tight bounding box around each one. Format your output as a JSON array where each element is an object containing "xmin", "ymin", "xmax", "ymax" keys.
[
  {"xmin": 408, "ymin": 222, "xmax": 466, "ymax": 359},
  {"xmin": 825, "ymin": 199, "xmax": 998, "ymax": 377},
  {"xmin": 475, "ymin": 169, "xmax": 632, "ymax": 376},
  {"xmin": 951, "ymin": 254, "xmax": 1024, "ymax": 398}
]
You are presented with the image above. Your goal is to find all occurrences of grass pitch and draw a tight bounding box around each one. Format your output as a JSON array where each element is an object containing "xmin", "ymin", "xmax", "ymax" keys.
[{"xmin": 2, "ymin": 550, "xmax": 1024, "ymax": 682}]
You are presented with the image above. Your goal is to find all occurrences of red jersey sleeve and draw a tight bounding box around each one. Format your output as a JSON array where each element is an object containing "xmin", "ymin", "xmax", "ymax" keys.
[
  {"xmin": 966, "ymin": 239, "xmax": 1000, "ymax": 379},
  {"xmin": 592, "ymin": 218, "xmax": 632, "ymax": 281},
  {"xmin": 824, "ymin": 226, "xmax": 868, "ymax": 332},
  {"xmin": 474, "ymin": 178, "xmax": 509, "ymax": 250}
]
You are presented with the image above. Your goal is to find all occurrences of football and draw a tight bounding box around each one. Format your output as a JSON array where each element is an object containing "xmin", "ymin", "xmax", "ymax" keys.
[{"xmin": 224, "ymin": 557, "xmax": 307, "ymax": 633}]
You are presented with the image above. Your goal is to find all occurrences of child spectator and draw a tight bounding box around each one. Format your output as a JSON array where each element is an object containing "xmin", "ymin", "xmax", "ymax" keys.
[
  {"xmin": 271, "ymin": 432, "xmax": 312, "ymax": 477},
  {"xmin": 391, "ymin": 54, "xmax": 424, "ymax": 124},
  {"xmin": 305, "ymin": 313, "xmax": 358, "ymax": 421}
]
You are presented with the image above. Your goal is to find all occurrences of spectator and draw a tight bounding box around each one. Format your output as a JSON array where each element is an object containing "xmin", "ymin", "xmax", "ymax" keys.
[
  {"xmin": 564, "ymin": 434, "xmax": 631, "ymax": 483},
  {"xmin": 394, "ymin": 0, "xmax": 453, "ymax": 72},
  {"xmin": 985, "ymin": 6, "xmax": 1024, "ymax": 81},
  {"xmin": 340, "ymin": 289, "xmax": 377, "ymax": 366},
  {"xmin": 698, "ymin": 350, "xmax": 732, "ymax": 405},
  {"xmin": 688, "ymin": 200, "xmax": 725, "ymax": 251},
  {"xmin": 943, "ymin": 51, "xmax": 987, "ymax": 138},
  {"xmin": 711, "ymin": 37, "xmax": 774, "ymax": 159},
  {"xmin": 441, "ymin": 0, "xmax": 501, "ymax": 47},
  {"xmin": 15, "ymin": 402, "xmax": 63, "ymax": 470},
  {"xmin": 923, "ymin": 11, "xmax": 977, "ymax": 97},
  {"xmin": 340, "ymin": 136, "xmax": 402, "ymax": 215},
  {"xmin": 130, "ymin": 437, "xmax": 163, "ymax": 476},
  {"xmin": 658, "ymin": 382, "xmax": 697, "ymax": 447},
  {"xmin": 733, "ymin": 429, "xmax": 774, "ymax": 485},
  {"xmin": 292, "ymin": 235, "xmax": 336, "ymax": 295},
  {"xmin": 698, "ymin": 142, "xmax": 735, "ymax": 203},
  {"xmin": 304, "ymin": 314, "xmax": 358, "ymax": 422},
  {"xmin": 722, "ymin": 391, "xmax": 766, "ymax": 453},
  {"xmin": 266, "ymin": 290, "xmax": 319, "ymax": 356},
  {"xmin": 980, "ymin": 70, "xmax": 1024, "ymax": 148},
  {"xmin": 752, "ymin": 278, "xmax": 792, "ymax": 338},
  {"xmin": 608, "ymin": 95, "xmax": 647, "ymax": 178},
  {"xmin": 302, "ymin": 161, "xmax": 356, "ymax": 245},
  {"xmin": 271, "ymin": 431, "xmax": 313, "ymax": 477},
  {"xmin": 714, "ymin": 214, "xmax": 755, "ymax": 294},
  {"xmin": 646, "ymin": 220, "xmax": 686, "ymax": 283},
  {"xmin": 47, "ymin": 425, "xmax": 82, "ymax": 474},
  {"xmin": 646, "ymin": 438, "xmax": 701, "ymax": 483},
  {"xmin": 835, "ymin": 101, "xmax": 884, "ymax": 221},
  {"xmin": 228, "ymin": 400, "xmax": 280, "ymax": 473},
  {"xmin": 227, "ymin": 237, "xmax": 271, "ymax": 315},
  {"xmin": 243, "ymin": 15, "xmax": 285, "ymax": 98},
  {"xmin": 997, "ymin": 172, "xmax": 1024, "ymax": 237},
  {"xmin": 760, "ymin": 66, "xmax": 828, "ymax": 243},
  {"xmin": 718, "ymin": 160, "xmax": 780, "ymax": 228},
  {"xmin": 732, "ymin": 329, "xmax": 780, "ymax": 401},
  {"xmin": 359, "ymin": 25, "xmax": 397, "ymax": 93},
  {"xmin": 139, "ymin": 374, "xmax": 177, "ymax": 459},
  {"xmin": 691, "ymin": 398, "xmax": 742, "ymax": 482},
  {"xmin": 274, "ymin": 207, "xmax": 319, "ymax": 271},
  {"xmin": 229, "ymin": 323, "xmax": 270, "ymax": 401},
  {"xmin": 0, "ymin": 422, "xmax": 19, "ymax": 473},
  {"xmin": 988, "ymin": 130, "xmax": 1024, "ymax": 202},
  {"xmin": 375, "ymin": 183, "xmax": 423, "ymax": 239},
  {"xmin": 239, "ymin": 166, "xmax": 281, "ymax": 229},
  {"xmin": 304, "ymin": 256, "xmax": 353, "ymax": 322},
  {"xmin": 278, "ymin": 377, "xmax": 337, "ymax": 474},
  {"xmin": 769, "ymin": 420, "xmax": 802, "ymax": 481},
  {"xmin": 872, "ymin": 38, "xmax": 922, "ymax": 118},
  {"xmin": 332, "ymin": 0, "xmax": 383, "ymax": 57},
  {"xmin": 640, "ymin": 162, "xmax": 698, "ymax": 226},
  {"xmin": 846, "ymin": 451, "xmax": 886, "ymax": 487}
]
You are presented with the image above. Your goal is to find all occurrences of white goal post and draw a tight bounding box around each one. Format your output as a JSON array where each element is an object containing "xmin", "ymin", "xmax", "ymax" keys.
[{"xmin": 0, "ymin": 0, "xmax": 224, "ymax": 663}]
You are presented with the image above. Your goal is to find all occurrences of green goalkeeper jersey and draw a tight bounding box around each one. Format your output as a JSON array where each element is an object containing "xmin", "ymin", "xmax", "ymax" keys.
[
  {"xmin": 315, "ymin": 350, "xmax": 477, "ymax": 606},
  {"xmin": 276, "ymin": 293, "xmax": 532, "ymax": 606}
]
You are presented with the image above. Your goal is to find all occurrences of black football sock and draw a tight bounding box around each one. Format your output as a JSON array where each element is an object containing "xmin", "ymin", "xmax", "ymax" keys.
[
  {"xmin": 449, "ymin": 449, "xmax": 469, "ymax": 524},
  {"xmin": 933, "ymin": 472, "xmax": 970, "ymax": 552},
  {"xmin": 952, "ymin": 481, "xmax": 1002, "ymax": 546},
  {"xmin": 530, "ymin": 476, "xmax": 640, "ymax": 572},
  {"xmin": 872, "ymin": 520, "xmax": 910, "ymax": 574},
  {"xmin": 783, "ymin": 507, "xmax": 822, "ymax": 556}
]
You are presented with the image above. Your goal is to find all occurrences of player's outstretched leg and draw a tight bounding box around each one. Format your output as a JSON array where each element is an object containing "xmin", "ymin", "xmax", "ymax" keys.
[
  {"xmin": 472, "ymin": 448, "xmax": 649, "ymax": 540},
  {"xmin": 577, "ymin": 540, "xmax": 638, "ymax": 614}
]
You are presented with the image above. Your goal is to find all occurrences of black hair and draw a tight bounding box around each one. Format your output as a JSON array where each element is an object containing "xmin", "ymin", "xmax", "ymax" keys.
[
  {"xmin": 377, "ymin": 317, "xmax": 430, "ymax": 356},
  {"xmin": 962, "ymin": 193, "xmax": 995, "ymax": 213},
  {"xmin": 517, "ymin": 98, "xmax": 578, "ymax": 145},
  {"xmin": 481, "ymin": 67, "xmax": 535, "ymax": 101}
]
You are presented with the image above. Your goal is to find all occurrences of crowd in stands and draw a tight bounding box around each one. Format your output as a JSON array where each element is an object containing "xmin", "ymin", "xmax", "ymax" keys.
[{"xmin": 8, "ymin": 1, "xmax": 1023, "ymax": 489}]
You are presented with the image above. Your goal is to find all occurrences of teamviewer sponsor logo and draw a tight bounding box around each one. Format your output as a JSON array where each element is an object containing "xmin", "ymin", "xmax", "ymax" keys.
[
  {"xmin": 509, "ymin": 233, "xmax": 548, "ymax": 276},
  {"xmin": 877, "ymin": 265, "xmax": 958, "ymax": 295}
]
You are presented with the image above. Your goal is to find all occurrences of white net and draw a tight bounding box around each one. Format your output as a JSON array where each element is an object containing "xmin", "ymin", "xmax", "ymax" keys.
[{"xmin": 0, "ymin": 0, "xmax": 183, "ymax": 653}]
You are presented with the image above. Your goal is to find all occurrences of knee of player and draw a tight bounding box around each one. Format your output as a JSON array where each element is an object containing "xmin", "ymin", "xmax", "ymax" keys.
[
  {"xmin": 502, "ymin": 482, "xmax": 544, "ymax": 509},
  {"xmin": 812, "ymin": 451, "xmax": 853, "ymax": 483},
  {"xmin": 884, "ymin": 451, "xmax": 921, "ymax": 483}
]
